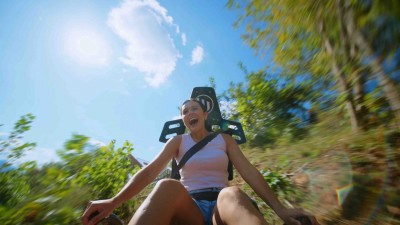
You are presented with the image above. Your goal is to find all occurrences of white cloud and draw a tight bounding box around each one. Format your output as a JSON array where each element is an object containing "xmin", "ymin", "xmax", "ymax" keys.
[
  {"xmin": 16, "ymin": 147, "xmax": 60, "ymax": 166},
  {"xmin": 107, "ymin": 0, "xmax": 182, "ymax": 87},
  {"xmin": 181, "ymin": 33, "xmax": 187, "ymax": 46},
  {"xmin": 88, "ymin": 139, "xmax": 106, "ymax": 148},
  {"xmin": 190, "ymin": 45, "xmax": 204, "ymax": 65}
]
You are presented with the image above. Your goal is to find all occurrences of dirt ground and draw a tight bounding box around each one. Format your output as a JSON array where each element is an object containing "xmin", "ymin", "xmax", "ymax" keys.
[{"xmin": 291, "ymin": 149, "xmax": 400, "ymax": 225}]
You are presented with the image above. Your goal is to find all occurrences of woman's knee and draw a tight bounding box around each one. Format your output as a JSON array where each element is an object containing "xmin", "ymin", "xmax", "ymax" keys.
[
  {"xmin": 214, "ymin": 187, "xmax": 265, "ymax": 224},
  {"xmin": 150, "ymin": 178, "xmax": 188, "ymax": 199},
  {"xmin": 218, "ymin": 186, "xmax": 244, "ymax": 202},
  {"xmin": 154, "ymin": 178, "xmax": 183, "ymax": 190}
]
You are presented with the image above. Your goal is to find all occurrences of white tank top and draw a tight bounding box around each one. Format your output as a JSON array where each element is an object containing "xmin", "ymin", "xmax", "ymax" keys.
[{"xmin": 176, "ymin": 133, "xmax": 229, "ymax": 191}]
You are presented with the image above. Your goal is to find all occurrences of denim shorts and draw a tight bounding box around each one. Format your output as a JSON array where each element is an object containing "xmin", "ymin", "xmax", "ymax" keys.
[{"xmin": 189, "ymin": 187, "xmax": 222, "ymax": 225}]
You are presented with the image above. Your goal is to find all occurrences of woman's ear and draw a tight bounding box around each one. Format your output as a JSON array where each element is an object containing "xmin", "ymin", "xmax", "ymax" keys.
[{"xmin": 204, "ymin": 111, "xmax": 209, "ymax": 120}]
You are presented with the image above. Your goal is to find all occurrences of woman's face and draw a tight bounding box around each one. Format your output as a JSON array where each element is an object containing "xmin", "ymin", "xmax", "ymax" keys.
[{"xmin": 181, "ymin": 100, "xmax": 208, "ymax": 132}]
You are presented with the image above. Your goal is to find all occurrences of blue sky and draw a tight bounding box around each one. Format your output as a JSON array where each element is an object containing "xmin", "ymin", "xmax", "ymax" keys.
[{"xmin": 0, "ymin": 0, "xmax": 271, "ymax": 165}]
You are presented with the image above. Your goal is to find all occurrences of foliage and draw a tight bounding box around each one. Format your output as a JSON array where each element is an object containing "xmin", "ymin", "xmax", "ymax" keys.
[
  {"xmin": 260, "ymin": 169, "xmax": 293, "ymax": 195},
  {"xmin": 0, "ymin": 114, "xmax": 36, "ymax": 169},
  {"xmin": 227, "ymin": 0, "xmax": 400, "ymax": 131},
  {"xmin": 74, "ymin": 138, "xmax": 141, "ymax": 221},
  {"xmin": 0, "ymin": 166, "xmax": 31, "ymax": 207},
  {"xmin": 0, "ymin": 116, "xmax": 140, "ymax": 224},
  {"xmin": 1, "ymin": 1, "xmax": 399, "ymax": 224},
  {"xmin": 226, "ymin": 70, "xmax": 313, "ymax": 146}
]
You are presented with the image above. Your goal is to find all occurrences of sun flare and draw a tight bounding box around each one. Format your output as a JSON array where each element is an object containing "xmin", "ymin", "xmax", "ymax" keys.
[{"xmin": 64, "ymin": 27, "xmax": 110, "ymax": 66}]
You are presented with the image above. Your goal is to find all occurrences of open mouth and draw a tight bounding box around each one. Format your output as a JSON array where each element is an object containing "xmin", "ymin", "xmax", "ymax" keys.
[{"xmin": 189, "ymin": 118, "xmax": 198, "ymax": 126}]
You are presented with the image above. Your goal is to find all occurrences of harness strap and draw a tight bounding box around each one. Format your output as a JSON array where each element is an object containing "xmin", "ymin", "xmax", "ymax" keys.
[{"xmin": 171, "ymin": 130, "xmax": 223, "ymax": 179}]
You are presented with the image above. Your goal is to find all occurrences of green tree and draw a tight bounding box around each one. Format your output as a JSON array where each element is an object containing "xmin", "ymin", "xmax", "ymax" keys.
[
  {"xmin": 227, "ymin": 70, "xmax": 312, "ymax": 146},
  {"xmin": 340, "ymin": 0, "xmax": 400, "ymax": 126},
  {"xmin": 0, "ymin": 116, "xmax": 140, "ymax": 224},
  {"xmin": 57, "ymin": 135, "xmax": 140, "ymax": 221},
  {"xmin": 0, "ymin": 114, "xmax": 36, "ymax": 169},
  {"xmin": 227, "ymin": 0, "xmax": 400, "ymax": 131}
]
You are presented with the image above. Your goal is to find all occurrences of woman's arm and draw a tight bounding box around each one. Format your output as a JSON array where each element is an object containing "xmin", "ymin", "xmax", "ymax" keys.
[
  {"xmin": 223, "ymin": 134, "xmax": 286, "ymax": 214},
  {"xmin": 81, "ymin": 135, "xmax": 181, "ymax": 225},
  {"xmin": 111, "ymin": 135, "xmax": 181, "ymax": 206},
  {"xmin": 223, "ymin": 134, "xmax": 317, "ymax": 225}
]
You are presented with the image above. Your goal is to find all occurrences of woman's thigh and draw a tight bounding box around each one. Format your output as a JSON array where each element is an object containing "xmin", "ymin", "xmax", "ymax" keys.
[
  {"xmin": 212, "ymin": 186, "xmax": 266, "ymax": 225},
  {"xmin": 171, "ymin": 194, "xmax": 205, "ymax": 225},
  {"xmin": 130, "ymin": 179, "xmax": 204, "ymax": 225}
]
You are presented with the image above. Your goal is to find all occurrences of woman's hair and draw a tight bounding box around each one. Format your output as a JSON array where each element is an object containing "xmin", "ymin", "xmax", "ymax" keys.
[
  {"xmin": 181, "ymin": 98, "xmax": 212, "ymax": 132},
  {"xmin": 181, "ymin": 98, "xmax": 207, "ymax": 113}
]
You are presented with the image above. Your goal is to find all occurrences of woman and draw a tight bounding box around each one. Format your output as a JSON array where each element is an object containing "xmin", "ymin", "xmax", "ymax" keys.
[{"xmin": 81, "ymin": 99, "xmax": 318, "ymax": 225}]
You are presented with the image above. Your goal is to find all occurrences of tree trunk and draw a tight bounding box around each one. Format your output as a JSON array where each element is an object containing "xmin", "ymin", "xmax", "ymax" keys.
[
  {"xmin": 337, "ymin": 0, "xmax": 369, "ymax": 130},
  {"xmin": 353, "ymin": 71, "xmax": 369, "ymax": 128},
  {"xmin": 344, "ymin": 0, "xmax": 400, "ymax": 127},
  {"xmin": 318, "ymin": 18, "xmax": 361, "ymax": 133}
]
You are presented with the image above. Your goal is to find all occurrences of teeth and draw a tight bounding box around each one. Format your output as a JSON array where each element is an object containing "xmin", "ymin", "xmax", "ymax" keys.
[{"xmin": 189, "ymin": 118, "xmax": 198, "ymax": 125}]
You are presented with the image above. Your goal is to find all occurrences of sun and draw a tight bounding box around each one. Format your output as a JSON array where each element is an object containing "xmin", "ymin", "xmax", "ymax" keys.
[{"xmin": 64, "ymin": 26, "xmax": 111, "ymax": 66}]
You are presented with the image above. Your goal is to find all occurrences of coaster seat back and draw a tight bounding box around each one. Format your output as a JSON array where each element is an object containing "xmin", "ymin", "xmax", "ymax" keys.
[{"xmin": 159, "ymin": 87, "xmax": 246, "ymax": 180}]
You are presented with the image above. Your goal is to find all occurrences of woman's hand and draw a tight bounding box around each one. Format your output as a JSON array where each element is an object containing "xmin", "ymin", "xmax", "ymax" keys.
[
  {"xmin": 81, "ymin": 199, "xmax": 117, "ymax": 225},
  {"xmin": 277, "ymin": 208, "xmax": 320, "ymax": 225}
]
